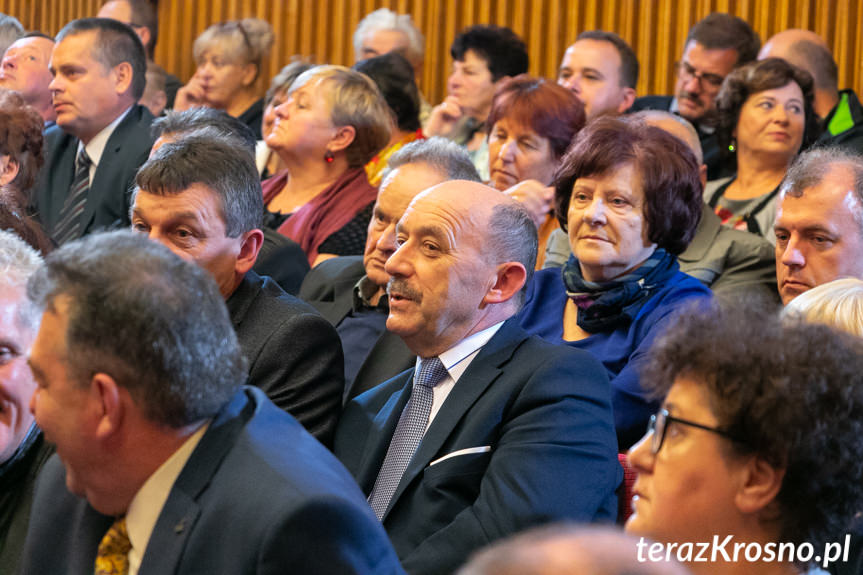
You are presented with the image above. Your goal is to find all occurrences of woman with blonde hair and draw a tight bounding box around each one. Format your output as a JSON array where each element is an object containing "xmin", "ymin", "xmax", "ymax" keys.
[{"xmin": 783, "ymin": 278, "xmax": 863, "ymax": 337}]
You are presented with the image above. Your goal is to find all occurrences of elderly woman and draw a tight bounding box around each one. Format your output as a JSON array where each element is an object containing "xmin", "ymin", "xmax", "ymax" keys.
[
  {"xmin": 626, "ymin": 303, "xmax": 863, "ymax": 575},
  {"xmin": 256, "ymin": 60, "xmax": 314, "ymax": 178},
  {"xmin": 486, "ymin": 75, "xmax": 585, "ymax": 268},
  {"xmin": 263, "ymin": 65, "xmax": 390, "ymax": 266},
  {"xmin": 517, "ymin": 117, "xmax": 711, "ymax": 449},
  {"xmin": 707, "ymin": 58, "xmax": 820, "ymax": 241},
  {"xmin": 175, "ymin": 18, "xmax": 274, "ymax": 138},
  {"xmin": 425, "ymin": 25, "xmax": 528, "ymax": 180}
]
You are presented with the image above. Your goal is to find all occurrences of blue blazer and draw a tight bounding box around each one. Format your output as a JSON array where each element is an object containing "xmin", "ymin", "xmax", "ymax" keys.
[
  {"xmin": 19, "ymin": 387, "xmax": 405, "ymax": 575},
  {"xmin": 335, "ymin": 318, "xmax": 620, "ymax": 575}
]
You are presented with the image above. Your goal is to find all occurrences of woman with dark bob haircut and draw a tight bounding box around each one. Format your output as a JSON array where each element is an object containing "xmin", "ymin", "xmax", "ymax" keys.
[
  {"xmin": 486, "ymin": 74, "xmax": 586, "ymax": 268},
  {"xmin": 518, "ymin": 117, "xmax": 711, "ymax": 449},
  {"xmin": 626, "ymin": 302, "xmax": 863, "ymax": 575},
  {"xmin": 707, "ymin": 58, "xmax": 820, "ymax": 240}
]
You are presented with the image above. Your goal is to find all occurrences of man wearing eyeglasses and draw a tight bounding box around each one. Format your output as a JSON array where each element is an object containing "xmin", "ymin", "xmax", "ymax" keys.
[{"xmin": 631, "ymin": 13, "xmax": 760, "ymax": 180}]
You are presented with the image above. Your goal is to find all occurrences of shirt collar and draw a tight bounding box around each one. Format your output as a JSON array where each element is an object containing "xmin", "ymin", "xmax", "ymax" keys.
[
  {"xmin": 669, "ymin": 97, "xmax": 716, "ymax": 135},
  {"xmin": 79, "ymin": 105, "xmax": 133, "ymax": 168},
  {"xmin": 352, "ymin": 274, "xmax": 388, "ymax": 312},
  {"xmin": 419, "ymin": 321, "xmax": 504, "ymax": 384}
]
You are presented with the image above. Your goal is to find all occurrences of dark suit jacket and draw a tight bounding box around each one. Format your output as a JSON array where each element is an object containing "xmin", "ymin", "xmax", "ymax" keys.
[
  {"xmin": 33, "ymin": 104, "xmax": 155, "ymax": 241},
  {"xmin": 299, "ymin": 256, "xmax": 415, "ymax": 400},
  {"xmin": 19, "ymin": 387, "xmax": 405, "ymax": 575},
  {"xmin": 335, "ymin": 318, "xmax": 621, "ymax": 575},
  {"xmin": 227, "ymin": 271, "xmax": 344, "ymax": 447}
]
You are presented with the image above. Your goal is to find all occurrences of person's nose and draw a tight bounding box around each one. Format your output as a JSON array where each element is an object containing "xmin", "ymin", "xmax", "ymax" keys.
[
  {"xmin": 779, "ymin": 234, "xmax": 806, "ymax": 268},
  {"xmin": 582, "ymin": 196, "xmax": 607, "ymax": 226}
]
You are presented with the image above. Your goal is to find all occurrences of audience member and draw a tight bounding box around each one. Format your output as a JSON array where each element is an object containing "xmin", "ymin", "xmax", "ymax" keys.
[
  {"xmin": 557, "ymin": 30, "xmax": 638, "ymax": 120},
  {"xmin": 262, "ymin": 65, "xmax": 390, "ymax": 266},
  {"xmin": 34, "ymin": 17, "xmax": 154, "ymax": 244},
  {"xmin": 759, "ymin": 29, "xmax": 863, "ymax": 156},
  {"xmin": 518, "ymin": 117, "xmax": 711, "ymax": 449},
  {"xmin": 774, "ymin": 147, "xmax": 863, "ymax": 305},
  {"xmin": 353, "ymin": 8, "xmax": 430, "ymax": 124},
  {"xmin": 632, "ymin": 13, "xmax": 760, "ymax": 179},
  {"xmin": 486, "ymin": 75, "xmax": 586, "ymax": 268},
  {"xmin": 256, "ymin": 60, "xmax": 313, "ymax": 178},
  {"xmin": 131, "ymin": 133, "xmax": 344, "ymax": 446},
  {"xmin": 18, "ymin": 230, "xmax": 405, "ymax": 575},
  {"xmin": 458, "ymin": 525, "xmax": 691, "ymax": 575},
  {"xmin": 425, "ymin": 25, "xmax": 528, "ymax": 180},
  {"xmin": 97, "ymin": 0, "xmax": 182, "ymax": 107},
  {"xmin": 0, "ymin": 33, "xmax": 56, "ymax": 124},
  {"xmin": 139, "ymin": 61, "xmax": 167, "ymax": 117},
  {"xmin": 300, "ymin": 137, "xmax": 480, "ymax": 401},
  {"xmin": 353, "ymin": 51, "xmax": 424, "ymax": 186},
  {"xmin": 175, "ymin": 18, "xmax": 274, "ymax": 138},
  {"xmin": 335, "ymin": 181, "xmax": 620, "ymax": 574},
  {"xmin": 783, "ymin": 277, "xmax": 863, "ymax": 337},
  {"xmin": 706, "ymin": 58, "xmax": 819, "ymax": 241},
  {"xmin": 0, "ymin": 13, "xmax": 23, "ymax": 58},
  {"xmin": 0, "ymin": 230, "xmax": 51, "ymax": 575},
  {"xmin": 626, "ymin": 302, "xmax": 863, "ymax": 575}
]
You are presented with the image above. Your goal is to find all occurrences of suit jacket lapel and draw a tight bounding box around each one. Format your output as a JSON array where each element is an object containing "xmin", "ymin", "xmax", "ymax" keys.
[
  {"xmin": 349, "ymin": 330, "xmax": 415, "ymax": 399},
  {"xmin": 381, "ymin": 319, "xmax": 528, "ymax": 520},
  {"xmin": 316, "ymin": 275, "xmax": 358, "ymax": 325}
]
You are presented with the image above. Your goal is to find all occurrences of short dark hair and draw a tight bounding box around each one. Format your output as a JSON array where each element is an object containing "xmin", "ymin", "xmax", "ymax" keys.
[
  {"xmin": 576, "ymin": 30, "xmax": 639, "ymax": 88},
  {"xmin": 716, "ymin": 57, "xmax": 820, "ymax": 170},
  {"xmin": 487, "ymin": 75, "xmax": 586, "ymax": 161},
  {"xmin": 642, "ymin": 301, "xmax": 863, "ymax": 560},
  {"xmin": 554, "ymin": 116, "xmax": 702, "ymax": 255},
  {"xmin": 21, "ymin": 31, "xmax": 53, "ymax": 41},
  {"xmin": 135, "ymin": 134, "xmax": 263, "ymax": 236},
  {"xmin": 488, "ymin": 200, "xmax": 537, "ymax": 308},
  {"xmin": 450, "ymin": 25, "xmax": 528, "ymax": 82},
  {"xmin": 27, "ymin": 230, "xmax": 246, "ymax": 427},
  {"xmin": 353, "ymin": 51, "xmax": 421, "ymax": 133},
  {"xmin": 56, "ymin": 18, "xmax": 147, "ymax": 100},
  {"xmin": 0, "ymin": 91, "xmax": 44, "ymax": 197},
  {"xmin": 686, "ymin": 13, "xmax": 761, "ymax": 66},
  {"xmin": 383, "ymin": 137, "xmax": 481, "ymax": 183},
  {"xmin": 152, "ymin": 107, "xmax": 257, "ymax": 156}
]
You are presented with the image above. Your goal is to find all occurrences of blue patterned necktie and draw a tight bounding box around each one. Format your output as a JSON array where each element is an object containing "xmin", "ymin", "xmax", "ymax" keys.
[
  {"xmin": 53, "ymin": 147, "xmax": 91, "ymax": 245},
  {"xmin": 368, "ymin": 356, "xmax": 448, "ymax": 519}
]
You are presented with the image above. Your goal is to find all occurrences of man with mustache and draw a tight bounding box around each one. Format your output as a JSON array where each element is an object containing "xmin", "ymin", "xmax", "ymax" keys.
[
  {"xmin": 300, "ymin": 138, "xmax": 480, "ymax": 401},
  {"xmin": 335, "ymin": 180, "xmax": 620, "ymax": 575},
  {"xmin": 631, "ymin": 13, "xmax": 760, "ymax": 180}
]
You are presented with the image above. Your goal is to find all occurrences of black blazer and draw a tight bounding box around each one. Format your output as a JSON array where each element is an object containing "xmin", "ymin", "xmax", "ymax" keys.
[
  {"xmin": 33, "ymin": 104, "xmax": 155, "ymax": 240},
  {"xmin": 299, "ymin": 256, "xmax": 415, "ymax": 400},
  {"xmin": 227, "ymin": 271, "xmax": 344, "ymax": 448},
  {"xmin": 19, "ymin": 388, "xmax": 406, "ymax": 575},
  {"xmin": 335, "ymin": 318, "xmax": 621, "ymax": 575}
]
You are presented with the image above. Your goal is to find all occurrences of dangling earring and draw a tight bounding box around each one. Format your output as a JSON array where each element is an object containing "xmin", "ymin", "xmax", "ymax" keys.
[
  {"xmin": 728, "ymin": 138, "xmax": 737, "ymax": 153},
  {"xmin": 324, "ymin": 150, "xmax": 335, "ymax": 163}
]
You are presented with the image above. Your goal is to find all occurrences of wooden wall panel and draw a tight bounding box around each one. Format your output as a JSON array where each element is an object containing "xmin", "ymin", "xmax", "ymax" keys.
[{"xmin": 0, "ymin": 0, "xmax": 861, "ymax": 108}]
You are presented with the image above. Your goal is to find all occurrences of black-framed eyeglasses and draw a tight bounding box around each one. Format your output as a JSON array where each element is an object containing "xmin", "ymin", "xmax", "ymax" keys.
[
  {"xmin": 648, "ymin": 408, "xmax": 744, "ymax": 454},
  {"xmin": 675, "ymin": 61, "xmax": 725, "ymax": 90}
]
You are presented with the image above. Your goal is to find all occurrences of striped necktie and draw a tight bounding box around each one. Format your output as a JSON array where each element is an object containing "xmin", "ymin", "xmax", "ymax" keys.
[
  {"xmin": 367, "ymin": 356, "xmax": 448, "ymax": 519},
  {"xmin": 94, "ymin": 516, "xmax": 131, "ymax": 575},
  {"xmin": 53, "ymin": 147, "xmax": 91, "ymax": 245}
]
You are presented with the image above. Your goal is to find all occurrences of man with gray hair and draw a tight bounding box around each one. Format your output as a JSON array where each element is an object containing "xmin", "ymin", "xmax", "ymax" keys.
[
  {"xmin": 19, "ymin": 231, "xmax": 404, "ymax": 575},
  {"xmin": 774, "ymin": 147, "xmax": 863, "ymax": 305},
  {"xmin": 131, "ymin": 132, "xmax": 344, "ymax": 446},
  {"xmin": 0, "ymin": 230, "xmax": 51, "ymax": 574},
  {"xmin": 300, "ymin": 137, "xmax": 479, "ymax": 400}
]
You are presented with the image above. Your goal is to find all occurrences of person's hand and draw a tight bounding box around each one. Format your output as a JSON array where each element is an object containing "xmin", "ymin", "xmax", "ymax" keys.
[
  {"xmin": 425, "ymin": 96, "xmax": 464, "ymax": 138},
  {"xmin": 505, "ymin": 180, "xmax": 555, "ymax": 230},
  {"xmin": 173, "ymin": 73, "xmax": 207, "ymax": 111}
]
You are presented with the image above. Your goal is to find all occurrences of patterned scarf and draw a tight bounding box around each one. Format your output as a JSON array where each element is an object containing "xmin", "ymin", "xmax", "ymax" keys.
[{"xmin": 562, "ymin": 249, "xmax": 679, "ymax": 333}]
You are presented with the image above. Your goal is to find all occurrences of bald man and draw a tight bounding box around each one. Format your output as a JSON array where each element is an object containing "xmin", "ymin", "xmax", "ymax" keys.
[
  {"xmin": 760, "ymin": 29, "xmax": 863, "ymax": 155},
  {"xmin": 335, "ymin": 181, "xmax": 619, "ymax": 575},
  {"xmin": 0, "ymin": 34, "xmax": 55, "ymax": 123}
]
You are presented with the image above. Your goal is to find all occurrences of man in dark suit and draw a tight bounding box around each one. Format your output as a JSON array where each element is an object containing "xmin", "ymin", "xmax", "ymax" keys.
[
  {"xmin": 131, "ymin": 132, "xmax": 344, "ymax": 446},
  {"xmin": 19, "ymin": 231, "xmax": 403, "ymax": 575},
  {"xmin": 300, "ymin": 138, "xmax": 480, "ymax": 401},
  {"xmin": 35, "ymin": 18, "xmax": 155, "ymax": 244},
  {"xmin": 630, "ymin": 13, "xmax": 760, "ymax": 180},
  {"xmin": 335, "ymin": 181, "xmax": 620, "ymax": 575}
]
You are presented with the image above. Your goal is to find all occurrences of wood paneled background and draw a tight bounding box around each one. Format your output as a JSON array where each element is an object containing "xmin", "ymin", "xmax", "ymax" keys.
[{"xmin": 2, "ymin": 0, "xmax": 862, "ymax": 106}]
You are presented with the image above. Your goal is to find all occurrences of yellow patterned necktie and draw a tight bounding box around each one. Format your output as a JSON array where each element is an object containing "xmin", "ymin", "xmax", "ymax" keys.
[{"xmin": 94, "ymin": 517, "xmax": 131, "ymax": 575}]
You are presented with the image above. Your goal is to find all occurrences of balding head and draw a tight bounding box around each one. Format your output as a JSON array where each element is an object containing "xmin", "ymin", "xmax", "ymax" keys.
[
  {"xmin": 759, "ymin": 29, "xmax": 828, "ymax": 59},
  {"xmin": 630, "ymin": 110, "xmax": 706, "ymax": 189},
  {"xmin": 384, "ymin": 180, "xmax": 535, "ymax": 356}
]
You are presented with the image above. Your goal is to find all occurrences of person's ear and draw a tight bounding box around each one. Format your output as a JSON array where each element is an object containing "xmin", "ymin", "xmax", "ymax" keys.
[
  {"xmin": 483, "ymin": 261, "xmax": 527, "ymax": 305},
  {"xmin": 0, "ymin": 156, "xmax": 19, "ymax": 186},
  {"xmin": 234, "ymin": 229, "xmax": 264, "ymax": 277},
  {"xmin": 619, "ymin": 87, "xmax": 637, "ymax": 114},
  {"xmin": 112, "ymin": 62, "xmax": 134, "ymax": 95},
  {"xmin": 135, "ymin": 27, "xmax": 152, "ymax": 54},
  {"xmin": 327, "ymin": 125, "xmax": 357, "ymax": 155},
  {"xmin": 91, "ymin": 373, "xmax": 125, "ymax": 440},
  {"xmin": 241, "ymin": 63, "xmax": 258, "ymax": 88},
  {"xmin": 734, "ymin": 456, "xmax": 785, "ymax": 515}
]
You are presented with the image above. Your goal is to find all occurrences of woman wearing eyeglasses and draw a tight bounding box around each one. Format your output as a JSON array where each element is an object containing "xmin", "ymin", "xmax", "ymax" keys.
[
  {"xmin": 625, "ymin": 303, "xmax": 863, "ymax": 575},
  {"xmin": 175, "ymin": 18, "xmax": 274, "ymax": 139},
  {"xmin": 706, "ymin": 58, "xmax": 820, "ymax": 242}
]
